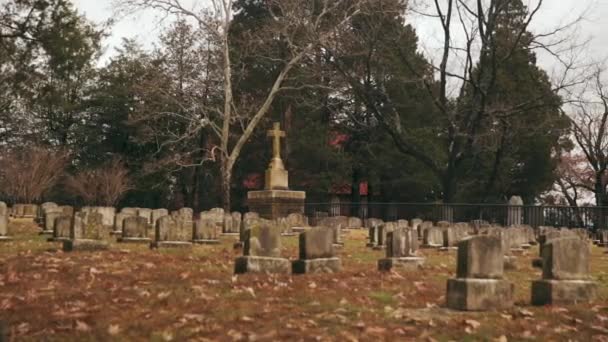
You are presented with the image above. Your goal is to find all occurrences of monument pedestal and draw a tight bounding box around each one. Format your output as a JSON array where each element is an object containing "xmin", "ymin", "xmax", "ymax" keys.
[
  {"xmin": 446, "ymin": 278, "xmax": 514, "ymax": 311},
  {"xmin": 531, "ymin": 279, "xmax": 598, "ymax": 305},
  {"xmin": 378, "ymin": 257, "xmax": 425, "ymax": 272},
  {"xmin": 247, "ymin": 190, "xmax": 305, "ymax": 220},
  {"xmin": 234, "ymin": 256, "xmax": 291, "ymax": 274}
]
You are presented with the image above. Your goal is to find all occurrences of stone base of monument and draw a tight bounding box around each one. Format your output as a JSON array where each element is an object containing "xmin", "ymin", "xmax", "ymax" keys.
[
  {"xmin": 117, "ymin": 237, "xmax": 151, "ymax": 244},
  {"xmin": 446, "ymin": 278, "xmax": 514, "ymax": 311},
  {"xmin": 378, "ymin": 257, "xmax": 425, "ymax": 272},
  {"xmin": 63, "ymin": 239, "xmax": 110, "ymax": 252},
  {"xmin": 531, "ymin": 258, "xmax": 543, "ymax": 268},
  {"xmin": 193, "ymin": 239, "xmax": 221, "ymax": 245},
  {"xmin": 247, "ymin": 190, "xmax": 306, "ymax": 220},
  {"xmin": 234, "ymin": 256, "xmax": 291, "ymax": 274},
  {"xmin": 150, "ymin": 241, "xmax": 193, "ymax": 249},
  {"xmin": 292, "ymin": 258, "xmax": 341, "ymax": 274},
  {"xmin": 503, "ymin": 256, "xmax": 518, "ymax": 270},
  {"xmin": 39, "ymin": 230, "xmax": 53, "ymax": 235},
  {"xmin": 0, "ymin": 236, "xmax": 13, "ymax": 242},
  {"xmin": 531, "ymin": 279, "xmax": 598, "ymax": 305},
  {"xmin": 47, "ymin": 237, "xmax": 69, "ymax": 243}
]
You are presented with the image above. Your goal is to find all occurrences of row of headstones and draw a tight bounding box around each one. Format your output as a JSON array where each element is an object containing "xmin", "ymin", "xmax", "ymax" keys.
[{"xmin": 447, "ymin": 232, "xmax": 597, "ymax": 310}]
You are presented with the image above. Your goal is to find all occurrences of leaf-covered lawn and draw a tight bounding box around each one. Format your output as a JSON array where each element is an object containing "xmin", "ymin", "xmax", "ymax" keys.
[{"xmin": 1, "ymin": 219, "xmax": 607, "ymax": 341}]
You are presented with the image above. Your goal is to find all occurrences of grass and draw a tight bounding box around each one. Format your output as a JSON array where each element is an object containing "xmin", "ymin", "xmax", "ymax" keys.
[{"xmin": 0, "ymin": 221, "xmax": 607, "ymax": 341}]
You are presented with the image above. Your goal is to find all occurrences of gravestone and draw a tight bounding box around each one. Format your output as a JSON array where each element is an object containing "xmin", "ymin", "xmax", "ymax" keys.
[
  {"xmin": 60, "ymin": 206, "xmax": 74, "ymax": 217},
  {"xmin": 193, "ymin": 213, "xmax": 221, "ymax": 244},
  {"xmin": 410, "ymin": 218, "xmax": 423, "ymax": 238},
  {"xmin": 348, "ymin": 217, "xmax": 363, "ymax": 229},
  {"xmin": 292, "ymin": 227, "xmax": 341, "ymax": 274},
  {"xmin": 22, "ymin": 204, "xmax": 38, "ymax": 218},
  {"xmin": 374, "ymin": 222, "xmax": 397, "ymax": 250},
  {"xmin": 531, "ymin": 237, "xmax": 597, "ymax": 305},
  {"xmin": 237, "ymin": 213, "xmax": 263, "ymax": 248},
  {"xmin": 137, "ymin": 208, "xmax": 153, "ymax": 225},
  {"xmin": 378, "ymin": 228, "xmax": 425, "ymax": 271},
  {"xmin": 223, "ymin": 213, "xmax": 237, "ymax": 235},
  {"xmin": 121, "ymin": 207, "xmax": 139, "ymax": 216},
  {"xmin": 151, "ymin": 209, "xmax": 169, "ymax": 226},
  {"xmin": 173, "ymin": 208, "xmax": 194, "ymax": 234},
  {"xmin": 42, "ymin": 208, "xmax": 63, "ymax": 235},
  {"xmin": 234, "ymin": 222, "xmax": 290, "ymax": 274},
  {"xmin": 63, "ymin": 212, "xmax": 110, "ymax": 251},
  {"xmin": 422, "ymin": 227, "xmax": 444, "ymax": 248},
  {"xmin": 446, "ymin": 236, "xmax": 514, "ymax": 311},
  {"xmin": 49, "ymin": 216, "xmax": 72, "ymax": 242},
  {"xmin": 113, "ymin": 212, "xmax": 134, "ymax": 235},
  {"xmin": 118, "ymin": 216, "xmax": 151, "ymax": 243},
  {"xmin": 0, "ymin": 202, "xmax": 11, "ymax": 241},
  {"xmin": 506, "ymin": 196, "xmax": 523, "ymax": 227},
  {"xmin": 151, "ymin": 216, "xmax": 192, "ymax": 249},
  {"xmin": 39, "ymin": 202, "xmax": 58, "ymax": 223},
  {"xmin": 92, "ymin": 207, "xmax": 116, "ymax": 227},
  {"xmin": 231, "ymin": 212, "xmax": 242, "ymax": 234},
  {"xmin": 287, "ymin": 213, "xmax": 308, "ymax": 233},
  {"xmin": 366, "ymin": 219, "xmax": 383, "ymax": 247},
  {"xmin": 418, "ymin": 221, "xmax": 433, "ymax": 240},
  {"xmin": 12, "ymin": 204, "xmax": 25, "ymax": 218}
]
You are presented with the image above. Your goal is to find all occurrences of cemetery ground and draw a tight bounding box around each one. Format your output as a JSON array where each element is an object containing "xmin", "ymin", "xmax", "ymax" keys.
[{"xmin": 1, "ymin": 219, "xmax": 607, "ymax": 341}]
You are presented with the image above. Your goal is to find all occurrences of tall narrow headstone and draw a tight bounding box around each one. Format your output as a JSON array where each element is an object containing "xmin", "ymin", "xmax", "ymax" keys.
[
  {"xmin": 507, "ymin": 196, "xmax": 523, "ymax": 227},
  {"xmin": 42, "ymin": 208, "xmax": 63, "ymax": 235},
  {"xmin": 446, "ymin": 236, "xmax": 514, "ymax": 311},
  {"xmin": 49, "ymin": 216, "xmax": 73, "ymax": 242},
  {"xmin": 193, "ymin": 213, "xmax": 221, "ymax": 244}
]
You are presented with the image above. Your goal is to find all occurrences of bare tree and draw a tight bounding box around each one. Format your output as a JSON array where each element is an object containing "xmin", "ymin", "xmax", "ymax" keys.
[
  {"xmin": 114, "ymin": 0, "xmax": 366, "ymax": 210},
  {"xmin": 327, "ymin": 0, "xmax": 590, "ymax": 202},
  {"xmin": 0, "ymin": 146, "xmax": 70, "ymax": 203},
  {"xmin": 65, "ymin": 158, "xmax": 133, "ymax": 206},
  {"xmin": 570, "ymin": 67, "xmax": 608, "ymax": 207}
]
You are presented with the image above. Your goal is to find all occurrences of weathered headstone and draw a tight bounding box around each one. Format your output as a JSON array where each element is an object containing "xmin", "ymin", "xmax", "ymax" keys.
[
  {"xmin": 151, "ymin": 209, "xmax": 169, "ymax": 226},
  {"xmin": 113, "ymin": 212, "xmax": 133, "ymax": 235},
  {"xmin": 531, "ymin": 237, "xmax": 597, "ymax": 305},
  {"xmin": 151, "ymin": 216, "xmax": 192, "ymax": 249},
  {"xmin": 22, "ymin": 204, "xmax": 38, "ymax": 218},
  {"xmin": 287, "ymin": 213, "xmax": 308, "ymax": 233},
  {"xmin": 422, "ymin": 227, "xmax": 444, "ymax": 248},
  {"xmin": 348, "ymin": 217, "xmax": 363, "ymax": 229},
  {"xmin": 292, "ymin": 227, "xmax": 341, "ymax": 274},
  {"xmin": 0, "ymin": 202, "xmax": 11, "ymax": 241},
  {"xmin": 38, "ymin": 202, "xmax": 58, "ymax": 223},
  {"xmin": 118, "ymin": 216, "xmax": 151, "ymax": 243},
  {"xmin": 193, "ymin": 213, "xmax": 221, "ymax": 244},
  {"xmin": 42, "ymin": 208, "xmax": 63, "ymax": 235},
  {"xmin": 60, "ymin": 206, "xmax": 74, "ymax": 217},
  {"xmin": 121, "ymin": 207, "xmax": 139, "ymax": 216},
  {"xmin": 49, "ymin": 216, "xmax": 72, "ymax": 242},
  {"xmin": 63, "ymin": 212, "xmax": 110, "ymax": 251},
  {"xmin": 446, "ymin": 236, "xmax": 514, "ymax": 311},
  {"xmin": 410, "ymin": 218, "xmax": 423, "ymax": 238},
  {"xmin": 374, "ymin": 222, "xmax": 397, "ymax": 250},
  {"xmin": 366, "ymin": 218, "xmax": 383, "ymax": 247},
  {"xmin": 92, "ymin": 207, "xmax": 116, "ymax": 227},
  {"xmin": 378, "ymin": 228, "xmax": 425, "ymax": 271},
  {"xmin": 506, "ymin": 196, "xmax": 523, "ymax": 227},
  {"xmin": 234, "ymin": 222, "xmax": 290, "ymax": 274},
  {"xmin": 12, "ymin": 204, "xmax": 25, "ymax": 218},
  {"xmin": 222, "ymin": 213, "xmax": 237, "ymax": 235},
  {"xmin": 137, "ymin": 208, "xmax": 153, "ymax": 225}
]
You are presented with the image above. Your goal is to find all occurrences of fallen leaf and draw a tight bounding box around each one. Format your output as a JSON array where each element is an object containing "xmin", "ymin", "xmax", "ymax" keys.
[
  {"xmin": 108, "ymin": 324, "xmax": 120, "ymax": 335},
  {"xmin": 75, "ymin": 320, "xmax": 91, "ymax": 332},
  {"xmin": 465, "ymin": 319, "xmax": 481, "ymax": 330}
]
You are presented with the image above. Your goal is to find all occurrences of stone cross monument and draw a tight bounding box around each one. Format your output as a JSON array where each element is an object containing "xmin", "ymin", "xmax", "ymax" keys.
[{"xmin": 247, "ymin": 122, "xmax": 306, "ymax": 219}]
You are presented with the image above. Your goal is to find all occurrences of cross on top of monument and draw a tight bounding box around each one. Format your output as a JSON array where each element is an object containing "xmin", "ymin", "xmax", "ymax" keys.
[{"xmin": 267, "ymin": 122, "xmax": 286, "ymax": 159}]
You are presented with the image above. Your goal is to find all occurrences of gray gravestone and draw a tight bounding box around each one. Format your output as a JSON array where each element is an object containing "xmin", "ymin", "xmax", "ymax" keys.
[
  {"xmin": 446, "ymin": 236, "xmax": 514, "ymax": 311},
  {"xmin": 118, "ymin": 216, "xmax": 151, "ymax": 243},
  {"xmin": 378, "ymin": 227, "xmax": 425, "ymax": 271},
  {"xmin": 532, "ymin": 237, "xmax": 597, "ymax": 305},
  {"xmin": 234, "ymin": 222, "xmax": 290, "ymax": 274},
  {"xmin": 293, "ymin": 226, "xmax": 341, "ymax": 274},
  {"xmin": 151, "ymin": 215, "xmax": 192, "ymax": 249}
]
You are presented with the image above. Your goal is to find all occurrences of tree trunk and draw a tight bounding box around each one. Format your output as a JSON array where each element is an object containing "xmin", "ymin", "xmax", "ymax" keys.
[{"xmin": 221, "ymin": 156, "xmax": 232, "ymax": 212}]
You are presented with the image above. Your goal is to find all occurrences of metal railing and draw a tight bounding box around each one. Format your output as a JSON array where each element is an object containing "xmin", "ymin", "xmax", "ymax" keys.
[{"xmin": 300, "ymin": 202, "xmax": 608, "ymax": 230}]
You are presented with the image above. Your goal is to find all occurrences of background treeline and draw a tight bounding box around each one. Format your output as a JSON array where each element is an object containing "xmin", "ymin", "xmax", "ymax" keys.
[{"xmin": 0, "ymin": 0, "xmax": 604, "ymax": 211}]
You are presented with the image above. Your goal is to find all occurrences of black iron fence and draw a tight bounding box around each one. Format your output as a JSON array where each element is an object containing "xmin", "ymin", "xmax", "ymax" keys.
[{"xmin": 302, "ymin": 202, "xmax": 608, "ymax": 231}]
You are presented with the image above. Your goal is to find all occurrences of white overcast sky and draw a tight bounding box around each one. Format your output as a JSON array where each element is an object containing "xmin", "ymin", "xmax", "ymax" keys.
[{"xmin": 74, "ymin": 0, "xmax": 608, "ymax": 73}]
